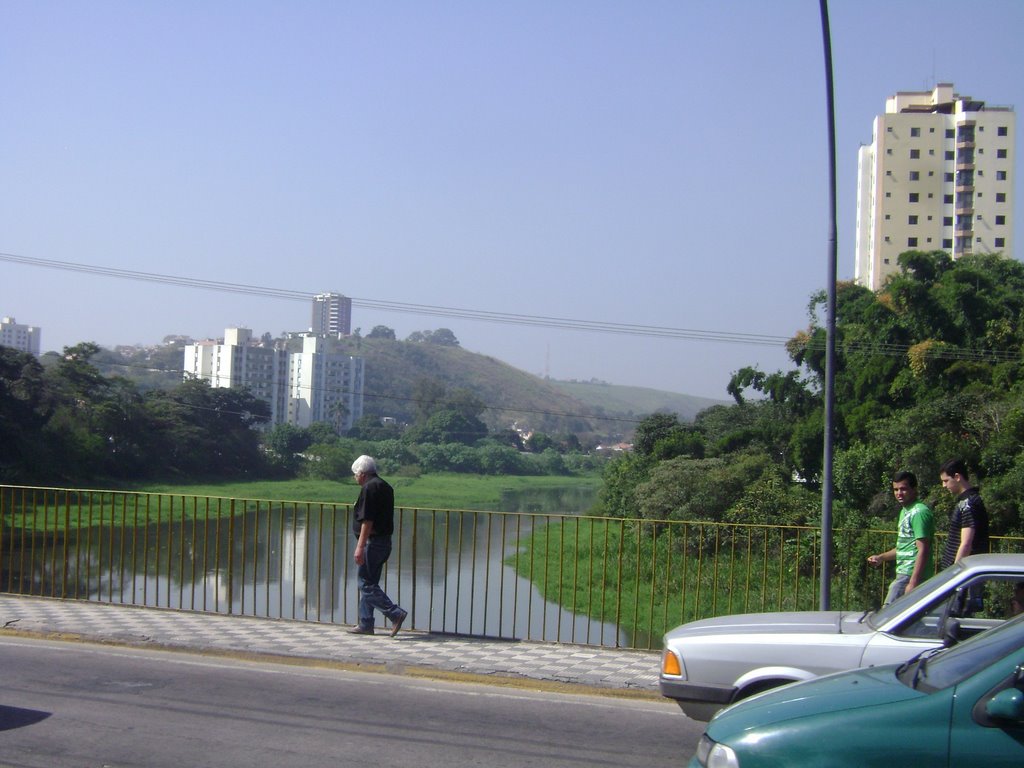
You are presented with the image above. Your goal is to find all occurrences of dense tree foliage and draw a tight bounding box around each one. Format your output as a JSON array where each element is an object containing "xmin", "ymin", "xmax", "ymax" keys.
[
  {"xmin": 0, "ymin": 344, "xmax": 272, "ymax": 484},
  {"xmin": 0, "ymin": 343, "xmax": 604, "ymax": 485},
  {"xmin": 601, "ymin": 252, "xmax": 1024, "ymax": 538}
]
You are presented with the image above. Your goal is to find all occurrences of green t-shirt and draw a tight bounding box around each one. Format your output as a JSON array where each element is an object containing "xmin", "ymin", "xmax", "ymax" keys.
[{"xmin": 895, "ymin": 501, "xmax": 935, "ymax": 578}]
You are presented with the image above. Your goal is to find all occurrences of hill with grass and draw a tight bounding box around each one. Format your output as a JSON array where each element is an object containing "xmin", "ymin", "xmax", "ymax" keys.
[{"xmin": 86, "ymin": 334, "xmax": 727, "ymax": 441}]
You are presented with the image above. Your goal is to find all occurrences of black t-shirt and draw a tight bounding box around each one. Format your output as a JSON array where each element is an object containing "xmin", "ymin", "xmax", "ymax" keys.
[
  {"xmin": 940, "ymin": 488, "xmax": 990, "ymax": 569},
  {"xmin": 352, "ymin": 474, "xmax": 395, "ymax": 537}
]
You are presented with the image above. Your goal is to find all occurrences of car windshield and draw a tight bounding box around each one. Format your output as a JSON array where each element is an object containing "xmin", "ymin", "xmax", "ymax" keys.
[
  {"xmin": 866, "ymin": 563, "xmax": 965, "ymax": 629},
  {"xmin": 898, "ymin": 611, "xmax": 1024, "ymax": 692}
]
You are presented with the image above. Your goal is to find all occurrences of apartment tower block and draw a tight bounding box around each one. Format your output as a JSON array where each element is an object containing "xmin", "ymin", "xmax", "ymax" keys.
[{"xmin": 855, "ymin": 83, "xmax": 1015, "ymax": 290}]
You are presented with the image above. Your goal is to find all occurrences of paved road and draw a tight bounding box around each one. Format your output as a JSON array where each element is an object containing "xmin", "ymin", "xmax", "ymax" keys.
[{"xmin": 0, "ymin": 636, "xmax": 701, "ymax": 768}]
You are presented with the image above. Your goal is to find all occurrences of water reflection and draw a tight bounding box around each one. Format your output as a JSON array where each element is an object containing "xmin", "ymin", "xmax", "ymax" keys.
[{"xmin": 5, "ymin": 486, "xmax": 626, "ymax": 646}]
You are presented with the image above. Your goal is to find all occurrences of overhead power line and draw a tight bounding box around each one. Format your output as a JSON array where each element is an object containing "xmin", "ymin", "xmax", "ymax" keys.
[
  {"xmin": 4, "ymin": 251, "xmax": 1020, "ymax": 363},
  {"xmin": 0, "ymin": 251, "xmax": 791, "ymax": 347}
]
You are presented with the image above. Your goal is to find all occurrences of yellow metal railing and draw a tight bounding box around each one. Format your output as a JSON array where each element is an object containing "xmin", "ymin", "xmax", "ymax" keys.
[{"xmin": 2, "ymin": 485, "xmax": 1022, "ymax": 649}]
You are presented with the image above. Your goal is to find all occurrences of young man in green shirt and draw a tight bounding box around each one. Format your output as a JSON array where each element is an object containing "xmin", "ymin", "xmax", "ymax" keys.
[{"xmin": 867, "ymin": 471, "xmax": 935, "ymax": 605}]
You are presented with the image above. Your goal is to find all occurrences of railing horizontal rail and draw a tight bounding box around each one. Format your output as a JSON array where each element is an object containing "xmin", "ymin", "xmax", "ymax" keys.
[{"xmin": 2, "ymin": 484, "xmax": 1022, "ymax": 649}]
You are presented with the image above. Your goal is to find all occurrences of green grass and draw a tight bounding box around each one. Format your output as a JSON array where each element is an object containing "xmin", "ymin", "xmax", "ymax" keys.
[
  {"xmin": 139, "ymin": 474, "xmax": 601, "ymax": 510},
  {"xmin": 2, "ymin": 474, "xmax": 602, "ymax": 531}
]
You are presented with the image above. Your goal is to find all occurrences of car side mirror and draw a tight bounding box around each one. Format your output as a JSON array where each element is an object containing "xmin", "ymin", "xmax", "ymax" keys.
[
  {"xmin": 986, "ymin": 689, "xmax": 1024, "ymax": 723},
  {"xmin": 942, "ymin": 618, "xmax": 962, "ymax": 648}
]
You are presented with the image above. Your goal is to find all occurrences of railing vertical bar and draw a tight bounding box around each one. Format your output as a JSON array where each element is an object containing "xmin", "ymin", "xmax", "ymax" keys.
[
  {"xmin": 226, "ymin": 499, "xmax": 236, "ymax": 615},
  {"xmin": 290, "ymin": 503, "xmax": 298, "ymax": 620},
  {"xmin": 202, "ymin": 497, "xmax": 210, "ymax": 612},
  {"xmin": 482, "ymin": 511, "xmax": 492, "ymax": 637},
  {"xmin": 278, "ymin": 501, "xmax": 285, "ymax": 620},
  {"xmin": 613, "ymin": 519, "xmax": 624, "ymax": 648},
  {"xmin": 410, "ymin": 508, "xmax": 418, "ymax": 633},
  {"xmin": 455, "ymin": 510, "xmax": 464, "ymax": 634},
  {"xmin": 571, "ymin": 516, "xmax": 580, "ymax": 643},
  {"xmin": 497, "ymin": 512, "xmax": 507, "ymax": 638},
  {"xmin": 632, "ymin": 521, "xmax": 642, "ymax": 643},
  {"xmin": 189, "ymin": 496, "xmax": 198, "ymax": 610},
  {"xmin": 119, "ymin": 494, "xmax": 129, "ymax": 604},
  {"xmin": 526, "ymin": 513, "xmax": 535, "ymax": 641},
  {"xmin": 268, "ymin": 502, "xmax": 276, "ymax": 620},
  {"xmin": 511, "ymin": 514, "xmax": 521, "ymax": 639},
  {"xmin": 239, "ymin": 499, "xmax": 248, "ymax": 617},
  {"xmin": 213, "ymin": 498, "xmax": 222, "ymax": 614},
  {"xmin": 557, "ymin": 515, "xmax": 565, "ymax": 642},
  {"xmin": 646, "ymin": 522, "xmax": 658, "ymax": 650},
  {"xmin": 428, "ymin": 509, "xmax": 437, "ymax": 632}
]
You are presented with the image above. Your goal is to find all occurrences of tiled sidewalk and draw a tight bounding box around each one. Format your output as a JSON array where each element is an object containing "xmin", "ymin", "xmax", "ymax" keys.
[{"xmin": 0, "ymin": 594, "xmax": 661, "ymax": 694}]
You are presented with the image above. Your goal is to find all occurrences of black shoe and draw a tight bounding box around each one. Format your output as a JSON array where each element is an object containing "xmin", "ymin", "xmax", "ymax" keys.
[
  {"xmin": 389, "ymin": 609, "xmax": 408, "ymax": 637},
  {"xmin": 348, "ymin": 625, "xmax": 375, "ymax": 635}
]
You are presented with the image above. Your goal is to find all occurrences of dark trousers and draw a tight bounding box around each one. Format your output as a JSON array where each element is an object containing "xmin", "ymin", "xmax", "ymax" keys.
[{"xmin": 357, "ymin": 537, "xmax": 401, "ymax": 628}]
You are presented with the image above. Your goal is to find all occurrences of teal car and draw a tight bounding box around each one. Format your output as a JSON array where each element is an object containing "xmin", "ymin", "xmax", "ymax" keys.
[{"xmin": 690, "ymin": 611, "xmax": 1024, "ymax": 767}]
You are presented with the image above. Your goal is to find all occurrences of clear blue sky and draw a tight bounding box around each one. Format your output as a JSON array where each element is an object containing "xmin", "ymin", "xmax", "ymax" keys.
[{"xmin": 2, "ymin": 1, "xmax": 1022, "ymax": 399}]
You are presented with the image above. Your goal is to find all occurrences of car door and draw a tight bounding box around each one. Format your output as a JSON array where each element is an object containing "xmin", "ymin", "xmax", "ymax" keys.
[
  {"xmin": 861, "ymin": 575, "xmax": 1019, "ymax": 669},
  {"xmin": 947, "ymin": 652, "xmax": 1024, "ymax": 766}
]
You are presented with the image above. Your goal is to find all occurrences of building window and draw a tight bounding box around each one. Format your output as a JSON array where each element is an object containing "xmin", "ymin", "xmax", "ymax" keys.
[
  {"xmin": 998, "ymin": 126, "xmax": 1008, "ymax": 136},
  {"xmin": 909, "ymin": 215, "xmax": 919, "ymax": 225},
  {"xmin": 946, "ymin": 150, "xmax": 955, "ymax": 160},
  {"xmin": 909, "ymin": 193, "xmax": 919, "ymax": 202},
  {"xmin": 997, "ymin": 193, "xmax": 1006, "ymax": 202},
  {"xmin": 910, "ymin": 149, "xmax": 920, "ymax": 159},
  {"xmin": 886, "ymin": 148, "xmax": 893, "ymax": 155},
  {"xmin": 997, "ymin": 149, "xmax": 1008, "ymax": 158},
  {"xmin": 911, "ymin": 127, "xmax": 921, "ymax": 137},
  {"xmin": 887, "ymin": 126, "xmax": 893, "ymax": 132},
  {"xmin": 996, "ymin": 215, "xmax": 1006, "ymax": 225},
  {"xmin": 930, "ymin": 149, "xmax": 936, "ymax": 155},
  {"xmin": 884, "ymin": 236, "xmax": 891, "ymax": 243},
  {"xmin": 886, "ymin": 170, "xmax": 892, "ymax": 176},
  {"xmin": 943, "ymin": 216, "xmax": 953, "ymax": 226},
  {"xmin": 944, "ymin": 194, "xmax": 954, "ymax": 204},
  {"xmin": 943, "ymin": 239, "xmax": 953, "ymax": 248},
  {"xmin": 884, "ymin": 214, "xmax": 891, "ymax": 220},
  {"xmin": 908, "ymin": 237, "xmax": 918, "ymax": 247},
  {"xmin": 946, "ymin": 128, "xmax": 955, "ymax": 138},
  {"xmin": 909, "ymin": 171, "xmax": 920, "ymax": 181},
  {"xmin": 996, "ymin": 238, "xmax": 1006, "ymax": 248},
  {"xmin": 997, "ymin": 171, "xmax": 1008, "ymax": 180},
  {"xmin": 945, "ymin": 172, "xmax": 954, "ymax": 182},
  {"xmin": 886, "ymin": 192, "xmax": 892, "ymax": 198}
]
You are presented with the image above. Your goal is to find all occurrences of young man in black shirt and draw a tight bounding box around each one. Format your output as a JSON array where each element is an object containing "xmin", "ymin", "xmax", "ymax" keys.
[{"xmin": 938, "ymin": 458, "xmax": 990, "ymax": 570}]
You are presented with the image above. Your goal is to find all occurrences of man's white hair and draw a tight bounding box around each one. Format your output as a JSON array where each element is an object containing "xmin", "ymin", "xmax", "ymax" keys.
[{"xmin": 351, "ymin": 455, "xmax": 378, "ymax": 476}]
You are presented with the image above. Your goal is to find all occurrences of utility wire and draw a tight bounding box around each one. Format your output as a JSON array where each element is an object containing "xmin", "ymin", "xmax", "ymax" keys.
[{"xmin": 6, "ymin": 250, "xmax": 1021, "ymax": 365}]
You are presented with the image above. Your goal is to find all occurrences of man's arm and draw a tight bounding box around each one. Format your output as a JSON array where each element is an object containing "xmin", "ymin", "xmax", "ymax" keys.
[
  {"xmin": 907, "ymin": 538, "xmax": 931, "ymax": 592},
  {"xmin": 953, "ymin": 526, "xmax": 976, "ymax": 563},
  {"xmin": 867, "ymin": 548, "xmax": 896, "ymax": 566},
  {"xmin": 355, "ymin": 519, "xmax": 373, "ymax": 565}
]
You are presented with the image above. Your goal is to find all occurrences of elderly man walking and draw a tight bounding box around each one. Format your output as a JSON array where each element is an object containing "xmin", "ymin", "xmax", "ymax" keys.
[{"xmin": 347, "ymin": 455, "xmax": 408, "ymax": 636}]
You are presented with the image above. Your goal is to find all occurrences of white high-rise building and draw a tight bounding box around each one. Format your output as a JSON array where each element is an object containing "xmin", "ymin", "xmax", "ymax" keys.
[
  {"xmin": 286, "ymin": 335, "xmax": 365, "ymax": 431},
  {"xmin": 184, "ymin": 328, "xmax": 363, "ymax": 433},
  {"xmin": 855, "ymin": 84, "xmax": 1015, "ymax": 290},
  {"xmin": 311, "ymin": 292, "xmax": 352, "ymax": 336},
  {"xmin": 0, "ymin": 316, "xmax": 41, "ymax": 355}
]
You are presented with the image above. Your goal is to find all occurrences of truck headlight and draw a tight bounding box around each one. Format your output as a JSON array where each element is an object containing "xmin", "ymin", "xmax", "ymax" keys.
[{"xmin": 695, "ymin": 734, "xmax": 739, "ymax": 768}]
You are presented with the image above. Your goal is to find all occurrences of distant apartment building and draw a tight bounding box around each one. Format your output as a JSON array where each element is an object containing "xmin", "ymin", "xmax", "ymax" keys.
[
  {"xmin": 0, "ymin": 316, "xmax": 41, "ymax": 355},
  {"xmin": 311, "ymin": 292, "xmax": 352, "ymax": 336},
  {"xmin": 855, "ymin": 83, "xmax": 1015, "ymax": 290},
  {"xmin": 184, "ymin": 328, "xmax": 364, "ymax": 433}
]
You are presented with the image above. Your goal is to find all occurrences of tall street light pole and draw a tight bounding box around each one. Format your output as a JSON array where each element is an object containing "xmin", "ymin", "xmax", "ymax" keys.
[{"xmin": 819, "ymin": 0, "xmax": 838, "ymax": 610}]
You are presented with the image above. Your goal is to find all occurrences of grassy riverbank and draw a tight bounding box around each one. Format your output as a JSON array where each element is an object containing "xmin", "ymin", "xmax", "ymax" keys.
[
  {"xmin": 140, "ymin": 473, "xmax": 602, "ymax": 511},
  {"xmin": 3, "ymin": 474, "xmax": 603, "ymax": 531}
]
